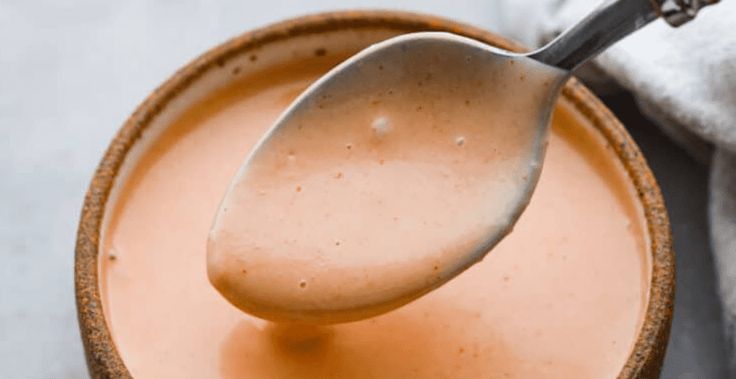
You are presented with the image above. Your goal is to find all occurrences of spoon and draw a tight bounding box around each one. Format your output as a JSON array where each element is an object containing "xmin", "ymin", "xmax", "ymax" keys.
[{"xmin": 208, "ymin": 0, "xmax": 717, "ymax": 324}]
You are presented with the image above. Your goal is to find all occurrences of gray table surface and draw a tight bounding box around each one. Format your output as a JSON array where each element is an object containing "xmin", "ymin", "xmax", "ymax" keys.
[{"xmin": 0, "ymin": 1, "xmax": 728, "ymax": 378}]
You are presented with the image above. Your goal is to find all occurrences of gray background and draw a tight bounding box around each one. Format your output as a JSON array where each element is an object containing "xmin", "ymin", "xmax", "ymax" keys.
[{"xmin": 0, "ymin": 1, "xmax": 727, "ymax": 377}]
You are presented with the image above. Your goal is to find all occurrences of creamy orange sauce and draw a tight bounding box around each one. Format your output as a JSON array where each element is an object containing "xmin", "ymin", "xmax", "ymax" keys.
[
  {"xmin": 208, "ymin": 40, "xmax": 564, "ymax": 323},
  {"xmin": 101, "ymin": 58, "xmax": 649, "ymax": 378}
]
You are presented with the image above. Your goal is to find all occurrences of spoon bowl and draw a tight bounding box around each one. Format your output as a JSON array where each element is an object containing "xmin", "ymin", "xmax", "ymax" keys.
[{"xmin": 208, "ymin": 33, "xmax": 565, "ymax": 323}]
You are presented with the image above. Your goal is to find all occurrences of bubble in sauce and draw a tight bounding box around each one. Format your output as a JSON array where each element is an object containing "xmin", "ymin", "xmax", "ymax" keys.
[{"xmin": 371, "ymin": 116, "xmax": 391, "ymax": 137}]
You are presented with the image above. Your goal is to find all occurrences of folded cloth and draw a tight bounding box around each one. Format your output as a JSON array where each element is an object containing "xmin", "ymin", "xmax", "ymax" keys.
[{"xmin": 495, "ymin": 0, "xmax": 736, "ymax": 371}]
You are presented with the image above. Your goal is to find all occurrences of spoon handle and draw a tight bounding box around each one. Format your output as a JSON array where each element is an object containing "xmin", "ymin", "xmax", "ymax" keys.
[{"xmin": 528, "ymin": 0, "xmax": 719, "ymax": 71}]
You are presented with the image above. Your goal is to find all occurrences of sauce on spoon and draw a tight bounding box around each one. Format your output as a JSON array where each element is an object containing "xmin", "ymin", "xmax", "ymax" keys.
[{"xmin": 207, "ymin": 37, "xmax": 564, "ymax": 323}]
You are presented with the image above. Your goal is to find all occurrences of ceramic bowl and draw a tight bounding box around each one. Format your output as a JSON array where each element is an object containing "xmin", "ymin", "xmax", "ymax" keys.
[{"xmin": 75, "ymin": 11, "xmax": 674, "ymax": 378}]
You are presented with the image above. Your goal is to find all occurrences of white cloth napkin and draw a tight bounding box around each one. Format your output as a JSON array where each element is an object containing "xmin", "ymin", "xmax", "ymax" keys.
[{"xmin": 494, "ymin": 0, "xmax": 736, "ymax": 370}]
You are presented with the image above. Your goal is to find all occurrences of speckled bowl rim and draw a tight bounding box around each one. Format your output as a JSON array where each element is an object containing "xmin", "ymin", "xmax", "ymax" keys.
[{"xmin": 75, "ymin": 10, "xmax": 674, "ymax": 379}]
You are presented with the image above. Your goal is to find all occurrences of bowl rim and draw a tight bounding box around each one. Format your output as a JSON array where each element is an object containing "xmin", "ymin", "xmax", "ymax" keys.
[{"xmin": 74, "ymin": 10, "xmax": 674, "ymax": 379}]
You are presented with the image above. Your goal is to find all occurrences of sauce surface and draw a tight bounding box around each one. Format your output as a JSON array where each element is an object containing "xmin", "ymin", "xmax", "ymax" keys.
[{"xmin": 101, "ymin": 57, "xmax": 649, "ymax": 378}]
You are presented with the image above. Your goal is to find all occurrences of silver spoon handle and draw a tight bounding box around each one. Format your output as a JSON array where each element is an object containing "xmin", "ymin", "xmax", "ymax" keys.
[{"xmin": 528, "ymin": 0, "xmax": 719, "ymax": 71}]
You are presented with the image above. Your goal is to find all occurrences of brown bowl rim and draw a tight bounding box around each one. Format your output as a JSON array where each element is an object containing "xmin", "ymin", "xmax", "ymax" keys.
[{"xmin": 74, "ymin": 10, "xmax": 674, "ymax": 379}]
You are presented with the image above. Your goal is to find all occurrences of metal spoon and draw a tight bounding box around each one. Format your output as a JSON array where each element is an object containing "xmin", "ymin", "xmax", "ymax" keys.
[{"xmin": 209, "ymin": 0, "xmax": 717, "ymax": 323}]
